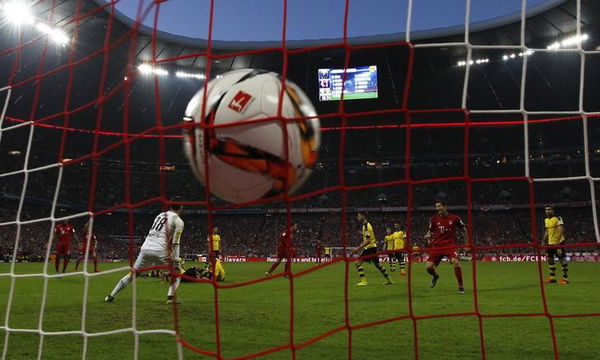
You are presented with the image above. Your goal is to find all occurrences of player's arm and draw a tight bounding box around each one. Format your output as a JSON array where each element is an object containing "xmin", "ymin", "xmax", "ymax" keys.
[
  {"xmin": 352, "ymin": 231, "xmax": 370, "ymax": 254},
  {"xmin": 459, "ymin": 217, "xmax": 468, "ymax": 244},
  {"xmin": 72, "ymin": 227, "xmax": 80, "ymax": 248},
  {"xmin": 557, "ymin": 217, "xmax": 565, "ymax": 242},
  {"xmin": 424, "ymin": 219, "xmax": 434, "ymax": 244},
  {"xmin": 172, "ymin": 219, "xmax": 184, "ymax": 269}
]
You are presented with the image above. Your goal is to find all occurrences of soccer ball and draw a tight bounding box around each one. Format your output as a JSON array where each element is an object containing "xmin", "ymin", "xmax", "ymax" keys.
[{"xmin": 183, "ymin": 69, "xmax": 321, "ymax": 204}]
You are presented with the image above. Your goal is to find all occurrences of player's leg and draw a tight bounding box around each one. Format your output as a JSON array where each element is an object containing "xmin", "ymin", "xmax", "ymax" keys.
[
  {"xmin": 54, "ymin": 253, "xmax": 61, "ymax": 273},
  {"xmin": 397, "ymin": 252, "xmax": 406, "ymax": 276},
  {"xmin": 557, "ymin": 246, "xmax": 569, "ymax": 284},
  {"xmin": 92, "ymin": 252, "xmax": 99, "ymax": 272},
  {"xmin": 283, "ymin": 256, "xmax": 291, "ymax": 277},
  {"xmin": 166, "ymin": 270, "xmax": 181, "ymax": 304},
  {"xmin": 266, "ymin": 258, "xmax": 282, "ymax": 276},
  {"xmin": 426, "ymin": 256, "xmax": 440, "ymax": 288},
  {"xmin": 545, "ymin": 248, "xmax": 557, "ymax": 283},
  {"xmin": 74, "ymin": 254, "xmax": 83, "ymax": 271},
  {"xmin": 450, "ymin": 256, "xmax": 464, "ymax": 293},
  {"xmin": 105, "ymin": 251, "xmax": 147, "ymax": 302},
  {"xmin": 373, "ymin": 256, "xmax": 393, "ymax": 285},
  {"xmin": 355, "ymin": 257, "xmax": 367, "ymax": 285},
  {"xmin": 61, "ymin": 253, "xmax": 70, "ymax": 273}
]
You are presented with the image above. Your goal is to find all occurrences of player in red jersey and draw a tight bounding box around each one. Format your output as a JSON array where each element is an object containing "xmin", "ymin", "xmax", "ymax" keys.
[
  {"xmin": 74, "ymin": 221, "xmax": 99, "ymax": 273},
  {"xmin": 53, "ymin": 220, "xmax": 79, "ymax": 274},
  {"xmin": 265, "ymin": 223, "xmax": 297, "ymax": 277},
  {"xmin": 315, "ymin": 240, "xmax": 323, "ymax": 264},
  {"xmin": 424, "ymin": 200, "xmax": 468, "ymax": 293}
]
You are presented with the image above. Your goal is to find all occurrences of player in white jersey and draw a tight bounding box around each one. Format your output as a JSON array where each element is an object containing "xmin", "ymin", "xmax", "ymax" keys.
[{"xmin": 105, "ymin": 199, "xmax": 185, "ymax": 304}]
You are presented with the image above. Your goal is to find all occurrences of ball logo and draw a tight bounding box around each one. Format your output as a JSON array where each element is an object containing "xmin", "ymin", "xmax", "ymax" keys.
[{"xmin": 228, "ymin": 91, "xmax": 254, "ymax": 113}]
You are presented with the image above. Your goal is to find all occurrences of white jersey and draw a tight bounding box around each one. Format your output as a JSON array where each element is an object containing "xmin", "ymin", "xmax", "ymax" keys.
[{"xmin": 141, "ymin": 211, "xmax": 184, "ymax": 253}]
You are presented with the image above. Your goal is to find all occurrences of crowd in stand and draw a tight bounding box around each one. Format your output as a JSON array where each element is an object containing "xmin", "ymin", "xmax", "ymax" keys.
[{"xmin": 1, "ymin": 140, "xmax": 600, "ymax": 262}]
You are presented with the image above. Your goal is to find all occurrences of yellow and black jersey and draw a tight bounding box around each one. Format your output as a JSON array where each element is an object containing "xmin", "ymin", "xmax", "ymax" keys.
[
  {"xmin": 361, "ymin": 222, "xmax": 377, "ymax": 249},
  {"xmin": 210, "ymin": 234, "xmax": 221, "ymax": 251},
  {"xmin": 545, "ymin": 216, "xmax": 565, "ymax": 245},
  {"xmin": 384, "ymin": 234, "xmax": 395, "ymax": 251},
  {"xmin": 393, "ymin": 230, "xmax": 406, "ymax": 250}
]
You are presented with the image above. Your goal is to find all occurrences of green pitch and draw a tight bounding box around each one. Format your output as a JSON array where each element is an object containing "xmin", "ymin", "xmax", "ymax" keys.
[{"xmin": 0, "ymin": 261, "xmax": 599, "ymax": 359}]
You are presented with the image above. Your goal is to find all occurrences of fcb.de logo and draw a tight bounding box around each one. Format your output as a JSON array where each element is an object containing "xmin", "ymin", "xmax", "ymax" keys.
[{"xmin": 228, "ymin": 90, "xmax": 254, "ymax": 113}]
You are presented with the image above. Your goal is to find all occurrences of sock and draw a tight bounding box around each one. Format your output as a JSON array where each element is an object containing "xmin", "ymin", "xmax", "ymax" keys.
[
  {"xmin": 399, "ymin": 261, "xmax": 406, "ymax": 272},
  {"xmin": 426, "ymin": 267, "xmax": 437, "ymax": 277},
  {"xmin": 93, "ymin": 258, "xmax": 98, "ymax": 272},
  {"xmin": 74, "ymin": 259, "xmax": 81, "ymax": 271},
  {"xmin": 454, "ymin": 267, "xmax": 464, "ymax": 288},
  {"xmin": 560, "ymin": 262, "xmax": 568, "ymax": 279},
  {"xmin": 390, "ymin": 261, "xmax": 396, "ymax": 272},
  {"xmin": 54, "ymin": 257, "xmax": 60, "ymax": 273},
  {"xmin": 356, "ymin": 264, "xmax": 365, "ymax": 280},
  {"xmin": 375, "ymin": 263, "xmax": 390, "ymax": 278},
  {"xmin": 549, "ymin": 262, "xmax": 557, "ymax": 279},
  {"xmin": 284, "ymin": 260, "xmax": 291, "ymax": 274},
  {"xmin": 167, "ymin": 276, "xmax": 181, "ymax": 297},
  {"xmin": 110, "ymin": 272, "xmax": 133, "ymax": 297}
]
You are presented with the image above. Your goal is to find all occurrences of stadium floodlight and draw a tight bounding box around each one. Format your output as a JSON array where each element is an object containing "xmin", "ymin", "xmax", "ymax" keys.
[
  {"xmin": 152, "ymin": 68, "xmax": 169, "ymax": 76},
  {"xmin": 2, "ymin": 1, "xmax": 34, "ymax": 25},
  {"xmin": 138, "ymin": 63, "xmax": 169, "ymax": 76},
  {"xmin": 138, "ymin": 63, "xmax": 153, "ymax": 74},
  {"xmin": 175, "ymin": 71, "xmax": 205, "ymax": 79},
  {"xmin": 36, "ymin": 22, "xmax": 70, "ymax": 45},
  {"xmin": 547, "ymin": 33, "xmax": 588, "ymax": 49},
  {"xmin": 502, "ymin": 55, "xmax": 509, "ymax": 61}
]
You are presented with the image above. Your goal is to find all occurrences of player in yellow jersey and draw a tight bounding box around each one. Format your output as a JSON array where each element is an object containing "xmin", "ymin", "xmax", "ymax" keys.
[
  {"xmin": 543, "ymin": 206, "xmax": 569, "ymax": 284},
  {"xmin": 208, "ymin": 226, "xmax": 221, "ymax": 262},
  {"xmin": 384, "ymin": 227, "xmax": 397, "ymax": 272},
  {"xmin": 351, "ymin": 212, "xmax": 393, "ymax": 286},
  {"xmin": 392, "ymin": 222, "xmax": 407, "ymax": 277}
]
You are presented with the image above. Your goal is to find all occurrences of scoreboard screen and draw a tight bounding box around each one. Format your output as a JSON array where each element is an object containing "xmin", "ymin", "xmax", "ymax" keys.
[{"xmin": 317, "ymin": 65, "xmax": 378, "ymax": 101}]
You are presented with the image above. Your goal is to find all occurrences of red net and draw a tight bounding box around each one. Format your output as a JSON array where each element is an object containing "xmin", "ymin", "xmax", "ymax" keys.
[{"xmin": 1, "ymin": 0, "xmax": 600, "ymax": 359}]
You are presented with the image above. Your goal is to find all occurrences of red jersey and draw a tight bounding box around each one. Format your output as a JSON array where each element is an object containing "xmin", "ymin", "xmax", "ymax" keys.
[
  {"xmin": 55, "ymin": 224, "xmax": 75, "ymax": 246},
  {"xmin": 278, "ymin": 231, "xmax": 293, "ymax": 251},
  {"xmin": 429, "ymin": 213, "xmax": 465, "ymax": 247},
  {"xmin": 81, "ymin": 232, "xmax": 97, "ymax": 253}
]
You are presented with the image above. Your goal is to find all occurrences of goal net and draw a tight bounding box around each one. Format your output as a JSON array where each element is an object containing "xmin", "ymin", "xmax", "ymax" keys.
[{"xmin": 0, "ymin": 0, "xmax": 599, "ymax": 359}]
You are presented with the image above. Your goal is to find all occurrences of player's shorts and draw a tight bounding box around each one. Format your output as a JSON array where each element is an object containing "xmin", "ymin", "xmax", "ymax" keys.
[
  {"xmin": 394, "ymin": 251, "xmax": 405, "ymax": 262},
  {"xmin": 359, "ymin": 247, "xmax": 379, "ymax": 264},
  {"xmin": 212, "ymin": 250, "xmax": 220, "ymax": 259},
  {"xmin": 79, "ymin": 247, "xmax": 96, "ymax": 256},
  {"xmin": 133, "ymin": 249, "xmax": 169, "ymax": 271},
  {"xmin": 427, "ymin": 249, "xmax": 458, "ymax": 266},
  {"xmin": 547, "ymin": 243, "xmax": 566, "ymax": 260},
  {"xmin": 55, "ymin": 243, "xmax": 70, "ymax": 256}
]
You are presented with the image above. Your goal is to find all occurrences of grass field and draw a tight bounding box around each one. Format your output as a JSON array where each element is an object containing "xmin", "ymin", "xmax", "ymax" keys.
[{"xmin": 0, "ymin": 261, "xmax": 599, "ymax": 359}]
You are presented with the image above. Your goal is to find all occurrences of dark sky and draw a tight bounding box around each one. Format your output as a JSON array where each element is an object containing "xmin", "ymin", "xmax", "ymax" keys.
[{"xmin": 107, "ymin": 0, "xmax": 556, "ymax": 41}]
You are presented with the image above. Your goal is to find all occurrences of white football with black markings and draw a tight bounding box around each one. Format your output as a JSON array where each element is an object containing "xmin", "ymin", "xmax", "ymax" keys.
[{"xmin": 183, "ymin": 69, "xmax": 321, "ymax": 204}]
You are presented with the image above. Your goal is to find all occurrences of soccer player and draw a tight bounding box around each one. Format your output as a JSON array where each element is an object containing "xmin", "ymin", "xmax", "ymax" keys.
[
  {"xmin": 315, "ymin": 240, "xmax": 323, "ymax": 264},
  {"xmin": 53, "ymin": 220, "xmax": 79, "ymax": 274},
  {"xmin": 384, "ymin": 227, "xmax": 397, "ymax": 272},
  {"xmin": 265, "ymin": 223, "xmax": 297, "ymax": 277},
  {"xmin": 104, "ymin": 199, "xmax": 184, "ymax": 304},
  {"xmin": 74, "ymin": 220, "xmax": 99, "ymax": 273},
  {"xmin": 352, "ymin": 212, "xmax": 393, "ymax": 286},
  {"xmin": 425, "ymin": 200, "xmax": 467, "ymax": 293},
  {"xmin": 207, "ymin": 226, "xmax": 221, "ymax": 271},
  {"xmin": 543, "ymin": 206, "xmax": 569, "ymax": 284},
  {"xmin": 393, "ymin": 222, "xmax": 407, "ymax": 277}
]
